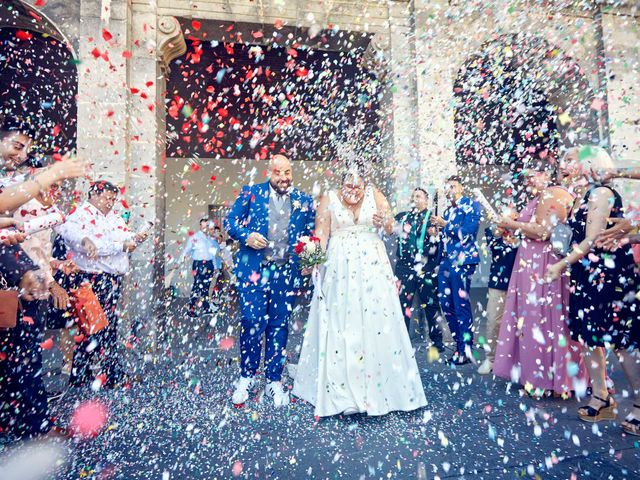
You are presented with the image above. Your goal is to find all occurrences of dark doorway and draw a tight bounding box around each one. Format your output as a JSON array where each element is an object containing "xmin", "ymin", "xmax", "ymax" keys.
[
  {"xmin": 166, "ymin": 39, "xmax": 382, "ymax": 162},
  {"xmin": 0, "ymin": 22, "xmax": 77, "ymax": 159}
]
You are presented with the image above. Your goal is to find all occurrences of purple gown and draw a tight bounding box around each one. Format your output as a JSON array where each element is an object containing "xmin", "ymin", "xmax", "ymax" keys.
[{"xmin": 493, "ymin": 195, "xmax": 588, "ymax": 393}]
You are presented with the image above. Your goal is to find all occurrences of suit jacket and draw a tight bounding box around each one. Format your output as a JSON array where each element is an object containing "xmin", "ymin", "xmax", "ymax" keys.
[
  {"xmin": 224, "ymin": 181, "xmax": 315, "ymax": 288},
  {"xmin": 441, "ymin": 196, "xmax": 481, "ymax": 266},
  {"xmin": 394, "ymin": 209, "xmax": 442, "ymax": 273}
]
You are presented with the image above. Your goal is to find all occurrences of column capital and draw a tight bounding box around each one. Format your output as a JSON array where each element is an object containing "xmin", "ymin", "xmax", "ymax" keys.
[{"xmin": 157, "ymin": 16, "xmax": 186, "ymax": 73}]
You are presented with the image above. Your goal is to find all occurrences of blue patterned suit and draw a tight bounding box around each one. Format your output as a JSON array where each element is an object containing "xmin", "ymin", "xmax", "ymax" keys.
[{"xmin": 225, "ymin": 181, "xmax": 314, "ymax": 381}]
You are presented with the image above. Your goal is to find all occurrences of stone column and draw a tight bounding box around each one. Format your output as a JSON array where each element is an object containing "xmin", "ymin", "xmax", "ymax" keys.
[
  {"xmin": 77, "ymin": 0, "xmax": 130, "ymax": 184},
  {"xmin": 121, "ymin": 1, "xmax": 163, "ymax": 329},
  {"xmin": 414, "ymin": 0, "xmax": 459, "ymax": 212},
  {"xmin": 123, "ymin": 9, "xmax": 186, "ymax": 345},
  {"xmin": 387, "ymin": 0, "xmax": 420, "ymax": 210}
]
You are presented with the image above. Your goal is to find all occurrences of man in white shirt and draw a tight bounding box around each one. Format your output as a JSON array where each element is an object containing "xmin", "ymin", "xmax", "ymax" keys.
[
  {"xmin": 178, "ymin": 218, "xmax": 220, "ymax": 316},
  {"xmin": 57, "ymin": 180, "xmax": 148, "ymax": 388}
]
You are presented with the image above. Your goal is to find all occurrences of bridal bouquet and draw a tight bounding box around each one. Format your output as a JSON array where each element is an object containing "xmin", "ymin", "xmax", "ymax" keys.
[{"xmin": 294, "ymin": 235, "xmax": 326, "ymax": 269}]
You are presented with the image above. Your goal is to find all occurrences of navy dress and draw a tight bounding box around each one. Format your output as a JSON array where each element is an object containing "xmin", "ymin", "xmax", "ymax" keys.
[{"xmin": 567, "ymin": 186, "xmax": 638, "ymax": 349}]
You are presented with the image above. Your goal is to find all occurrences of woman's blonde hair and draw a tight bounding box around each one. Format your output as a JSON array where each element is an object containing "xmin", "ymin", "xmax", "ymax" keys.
[
  {"xmin": 563, "ymin": 145, "xmax": 615, "ymax": 179},
  {"xmin": 581, "ymin": 146, "xmax": 615, "ymax": 170}
]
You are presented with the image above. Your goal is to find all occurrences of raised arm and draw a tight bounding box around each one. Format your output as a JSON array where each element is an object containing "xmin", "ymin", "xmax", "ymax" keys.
[
  {"xmin": 314, "ymin": 194, "xmax": 331, "ymax": 250},
  {"xmin": 500, "ymin": 186, "xmax": 572, "ymax": 241},
  {"xmin": 0, "ymin": 154, "xmax": 87, "ymax": 214},
  {"xmin": 372, "ymin": 188, "xmax": 394, "ymax": 235},
  {"xmin": 600, "ymin": 166, "xmax": 640, "ymax": 182}
]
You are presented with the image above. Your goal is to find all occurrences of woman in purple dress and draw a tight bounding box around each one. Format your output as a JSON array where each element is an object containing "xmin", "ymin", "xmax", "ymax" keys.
[{"xmin": 493, "ymin": 170, "xmax": 588, "ymax": 397}]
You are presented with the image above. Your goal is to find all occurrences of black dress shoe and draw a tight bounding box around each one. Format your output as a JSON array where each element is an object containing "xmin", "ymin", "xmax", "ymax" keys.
[
  {"xmin": 447, "ymin": 353, "xmax": 470, "ymax": 366},
  {"xmin": 433, "ymin": 343, "xmax": 446, "ymax": 353}
]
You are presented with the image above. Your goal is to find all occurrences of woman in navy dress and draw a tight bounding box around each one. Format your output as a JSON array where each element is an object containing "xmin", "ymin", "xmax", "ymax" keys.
[{"xmin": 547, "ymin": 146, "xmax": 639, "ymax": 436}]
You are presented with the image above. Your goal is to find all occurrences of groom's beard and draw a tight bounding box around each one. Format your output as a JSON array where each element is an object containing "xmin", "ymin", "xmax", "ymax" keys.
[{"xmin": 270, "ymin": 179, "xmax": 291, "ymax": 195}]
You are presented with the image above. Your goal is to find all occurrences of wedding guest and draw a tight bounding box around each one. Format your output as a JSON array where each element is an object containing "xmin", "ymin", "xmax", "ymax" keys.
[
  {"xmin": 546, "ymin": 147, "xmax": 639, "ymax": 434},
  {"xmin": 394, "ymin": 187, "xmax": 444, "ymax": 351},
  {"xmin": 0, "ymin": 119, "xmax": 86, "ymax": 214},
  {"xmin": 177, "ymin": 218, "xmax": 221, "ymax": 316},
  {"xmin": 225, "ymin": 154, "xmax": 314, "ymax": 407},
  {"xmin": 0, "ymin": 172, "xmax": 75, "ymax": 397},
  {"xmin": 493, "ymin": 169, "xmax": 587, "ymax": 397},
  {"xmin": 477, "ymin": 219, "xmax": 519, "ymax": 375},
  {"xmin": 0, "ymin": 119, "xmax": 84, "ymax": 439},
  {"xmin": 430, "ymin": 175, "xmax": 481, "ymax": 365},
  {"xmin": 0, "ymin": 172, "xmax": 70, "ymax": 320},
  {"xmin": 0, "ymin": 242, "xmax": 50, "ymax": 439},
  {"xmin": 57, "ymin": 180, "xmax": 148, "ymax": 388}
]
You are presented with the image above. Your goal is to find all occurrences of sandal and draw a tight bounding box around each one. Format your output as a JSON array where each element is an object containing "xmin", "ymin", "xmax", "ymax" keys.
[
  {"xmin": 621, "ymin": 404, "xmax": 640, "ymax": 436},
  {"xmin": 578, "ymin": 395, "xmax": 617, "ymax": 423}
]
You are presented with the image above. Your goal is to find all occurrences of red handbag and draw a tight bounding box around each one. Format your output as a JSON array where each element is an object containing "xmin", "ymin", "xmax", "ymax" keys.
[
  {"xmin": 72, "ymin": 283, "xmax": 108, "ymax": 335},
  {"xmin": 0, "ymin": 275, "xmax": 18, "ymax": 329},
  {"xmin": 0, "ymin": 291, "xmax": 19, "ymax": 329}
]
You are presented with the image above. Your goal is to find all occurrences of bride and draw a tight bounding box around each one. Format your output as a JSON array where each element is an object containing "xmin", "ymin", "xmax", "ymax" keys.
[{"xmin": 292, "ymin": 165, "xmax": 427, "ymax": 417}]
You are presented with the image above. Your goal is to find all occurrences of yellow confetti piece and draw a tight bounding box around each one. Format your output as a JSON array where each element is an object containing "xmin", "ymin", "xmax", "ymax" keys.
[
  {"xmin": 427, "ymin": 346, "xmax": 440, "ymax": 363},
  {"xmin": 558, "ymin": 112, "xmax": 571, "ymax": 125}
]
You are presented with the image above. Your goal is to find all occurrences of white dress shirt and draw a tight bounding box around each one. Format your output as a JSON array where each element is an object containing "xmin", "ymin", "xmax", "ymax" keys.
[
  {"xmin": 57, "ymin": 201, "xmax": 135, "ymax": 275},
  {"xmin": 179, "ymin": 230, "xmax": 221, "ymax": 266}
]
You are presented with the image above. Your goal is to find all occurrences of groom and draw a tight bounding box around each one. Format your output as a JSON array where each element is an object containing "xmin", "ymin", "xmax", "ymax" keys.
[{"xmin": 225, "ymin": 154, "xmax": 315, "ymax": 406}]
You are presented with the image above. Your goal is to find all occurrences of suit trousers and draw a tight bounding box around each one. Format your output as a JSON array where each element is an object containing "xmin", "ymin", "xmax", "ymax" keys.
[
  {"xmin": 483, "ymin": 288, "xmax": 507, "ymax": 363},
  {"xmin": 438, "ymin": 258, "xmax": 476, "ymax": 354},
  {"xmin": 189, "ymin": 260, "xmax": 215, "ymax": 312},
  {"xmin": 238, "ymin": 263, "xmax": 296, "ymax": 382},
  {"xmin": 396, "ymin": 263, "xmax": 443, "ymax": 346},
  {"xmin": 69, "ymin": 272, "xmax": 123, "ymax": 387}
]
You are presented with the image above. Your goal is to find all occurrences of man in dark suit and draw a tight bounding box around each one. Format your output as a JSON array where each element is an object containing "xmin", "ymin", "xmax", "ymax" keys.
[
  {"xmin": 225, "ymin": 154, "xmax": 314, "ymax": 407},
  {"xmin": 394, "ymin": 187, "xmax": 444, "ymax": 351}
]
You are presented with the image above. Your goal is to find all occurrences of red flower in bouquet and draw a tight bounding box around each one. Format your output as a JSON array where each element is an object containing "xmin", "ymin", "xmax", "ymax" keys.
[
  {"xmin": 294, "ymin": 235, "xmax": 326, "ymax": 269},
  {"xmin": 294, "ymin": 241, "xmax": 306, "ymax": 255}
]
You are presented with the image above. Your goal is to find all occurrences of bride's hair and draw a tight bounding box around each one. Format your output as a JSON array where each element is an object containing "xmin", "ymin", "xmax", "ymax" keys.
[{"xmin": 341, "ymin": 162, "xmax": 369, "ymax": 184}]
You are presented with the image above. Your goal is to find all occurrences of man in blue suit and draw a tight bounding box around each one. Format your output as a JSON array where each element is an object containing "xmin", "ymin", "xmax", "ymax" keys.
[
  {"xmin": 431, "ymin": 175, "xmax": 481, "ymax": 365},
  {"xmin": 225, "ymin": 154, "xmax": 314, "ymax": 407}
]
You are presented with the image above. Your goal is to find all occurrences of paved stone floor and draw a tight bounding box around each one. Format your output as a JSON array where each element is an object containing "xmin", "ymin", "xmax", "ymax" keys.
[{"xmin": 2, "ymin": 292, "xmax": 640, "ymax": 479}]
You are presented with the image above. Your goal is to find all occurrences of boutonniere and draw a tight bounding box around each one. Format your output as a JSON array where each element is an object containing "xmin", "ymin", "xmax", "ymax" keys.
[{"xmin": 292, "ymin": 200, "xmax": 302, "ymax": 210}]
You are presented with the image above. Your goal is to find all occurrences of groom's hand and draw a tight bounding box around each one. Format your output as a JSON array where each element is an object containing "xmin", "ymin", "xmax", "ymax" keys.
[{"xmin": 246, "ymin": 232, "xmax": 268, "ymax": 250}]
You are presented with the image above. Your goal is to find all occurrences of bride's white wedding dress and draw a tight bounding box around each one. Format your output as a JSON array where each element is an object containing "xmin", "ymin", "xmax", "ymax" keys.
[{"xmin": 293, "ymin": 187, "xmax": 427, "ymax": 417}]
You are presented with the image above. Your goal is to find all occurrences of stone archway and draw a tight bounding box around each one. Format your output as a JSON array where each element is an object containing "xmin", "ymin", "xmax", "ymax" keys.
[
  {"xmin": 453, "ymin": 32, "xmax": 597, "ymax": 208},
  {"xmin": 0, "ymin": 0, "xmax": 78, "ymax": 157},
  {"xmin": 452, "ymin": 32, "xmax": 598, "ymax": 287}
]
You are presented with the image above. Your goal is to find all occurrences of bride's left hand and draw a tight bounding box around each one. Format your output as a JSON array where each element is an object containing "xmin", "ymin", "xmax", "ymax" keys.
[{"xmin": 372, "ymin": 212, "xmax": 385, "ymax": 229}]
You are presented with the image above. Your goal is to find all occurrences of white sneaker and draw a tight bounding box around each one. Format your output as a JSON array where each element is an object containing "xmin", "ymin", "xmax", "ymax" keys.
[
  {"xmin": 265, "ymin": 381, "xmax": 290, "ymax": 407},
  {"xmin": 477, "ymin": 359, "xmax": 493, "ymax": 375},
  {"xmin": 232, "ymin": 376, "xmax": 254, "ymax": 405}
]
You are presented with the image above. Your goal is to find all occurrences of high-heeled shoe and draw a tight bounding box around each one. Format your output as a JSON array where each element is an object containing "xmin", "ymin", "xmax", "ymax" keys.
[
  {"xmin": 621, "ymin": 404, "xmax": 640, "ymax": 436},
  {"xmin": 578, "ymin": 394, "xmax": 617, "ymax": 423}
]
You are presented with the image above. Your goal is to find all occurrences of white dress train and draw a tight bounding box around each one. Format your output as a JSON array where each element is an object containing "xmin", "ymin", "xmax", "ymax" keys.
[{"xmin": 293, "ymin": 187, "xmax": 427, "ymax": 417}]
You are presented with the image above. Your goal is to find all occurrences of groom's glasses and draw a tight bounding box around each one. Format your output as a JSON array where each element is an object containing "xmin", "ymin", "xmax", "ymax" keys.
[{"xmin": 343, "ymin": 184, "xmax": 363, "ymax": 192}]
